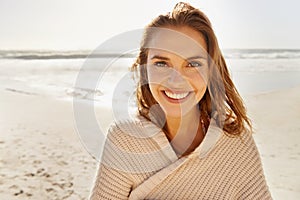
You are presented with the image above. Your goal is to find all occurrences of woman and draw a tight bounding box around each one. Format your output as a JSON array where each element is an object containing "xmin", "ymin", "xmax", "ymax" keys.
[{"xmin": 90, "ymin": 2, "xmax": 272, "ymax": 199}]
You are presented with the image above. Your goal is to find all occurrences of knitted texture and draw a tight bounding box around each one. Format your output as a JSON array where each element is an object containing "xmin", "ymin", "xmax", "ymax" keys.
[{"xmin": 90, "ymin": 117, "xmax": 272, "ymax": 200}]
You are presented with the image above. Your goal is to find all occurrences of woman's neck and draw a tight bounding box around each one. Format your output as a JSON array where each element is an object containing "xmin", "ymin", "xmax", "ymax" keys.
[{"xmin": 165, "ymin": 107, "xmax": 204, "ymax": 157}]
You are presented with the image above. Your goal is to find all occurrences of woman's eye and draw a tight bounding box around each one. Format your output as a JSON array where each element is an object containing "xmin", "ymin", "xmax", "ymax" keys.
[
  {"xmin": 188, "ymin": 61, "xmax": 202, "ymax": 67},
  {"xmin": 154, "ymin": 61, "xmax": 168, "ymax": 67}
]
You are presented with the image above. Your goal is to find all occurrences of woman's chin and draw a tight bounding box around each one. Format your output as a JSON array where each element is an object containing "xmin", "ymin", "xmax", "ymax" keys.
[{"xmin": 162, "ymin": 107, "xmax": 192, "ymax": 119}]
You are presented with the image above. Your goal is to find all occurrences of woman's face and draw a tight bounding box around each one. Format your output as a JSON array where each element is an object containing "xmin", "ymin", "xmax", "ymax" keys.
[{"xmin": 146, "ymin": 26, "xmax": 208, "ymax": 118}]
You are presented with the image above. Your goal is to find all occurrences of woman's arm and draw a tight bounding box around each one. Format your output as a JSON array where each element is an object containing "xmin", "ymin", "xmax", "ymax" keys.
[
  {"xmin": 89, "ymin": 163, "xmax": 132, "ymax": 200},
  {"xmin": 89, "ymin": 125, "xmax": 133, "ymax": 200},
  {"xmin": 236, "ymin": 134, "xmax": 273, "ymax": 200}
]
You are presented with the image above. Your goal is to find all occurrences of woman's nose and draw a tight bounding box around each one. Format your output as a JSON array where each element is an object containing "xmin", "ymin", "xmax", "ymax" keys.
[{"xmin": 167, "ymin": 68, "xmax": 186, "ymax": 86}]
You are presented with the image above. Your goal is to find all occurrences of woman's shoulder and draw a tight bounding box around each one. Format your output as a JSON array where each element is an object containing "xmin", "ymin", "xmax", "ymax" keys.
[
  {"xmin": 238, "ymin": 129, "xmax": 257, "ymax": 149},
  {"xmin": 101, "ymin": 116, "xmax": 174, "ymax": 173},
  {"xmin": 108, "ymin": 115, "xmax": 161, "ymax": 136},
  {"xmin": 105, "ymin": 115, "xmax": 163, "ymax": 152},
  {"xmin": 221, "ymin": 127, "xmax": 255, "ymax": 146},
  {"xmin": 220, "ymin": 129, "xmax": 262, "ymax": 163}
]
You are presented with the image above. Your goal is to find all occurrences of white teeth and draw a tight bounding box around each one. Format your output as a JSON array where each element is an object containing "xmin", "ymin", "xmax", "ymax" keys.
[{"xmin": 164, "ymin": 91, "xmax": 189, "ymax": 99}]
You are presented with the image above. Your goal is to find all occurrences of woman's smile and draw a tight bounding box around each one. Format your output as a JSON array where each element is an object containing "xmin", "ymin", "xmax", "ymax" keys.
[{"xmin": 162, "ymin": 90, "xmax": 191, "ymax": 103}]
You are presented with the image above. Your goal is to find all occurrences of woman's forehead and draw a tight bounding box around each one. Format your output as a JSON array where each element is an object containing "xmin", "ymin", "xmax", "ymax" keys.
[
  {"xmin": 148, "ymin": 48, "xmax": 208, "ymax": 61},
  {"xmin": 146, "ymin": 27, "xmax": 207, "ymax": 59}
]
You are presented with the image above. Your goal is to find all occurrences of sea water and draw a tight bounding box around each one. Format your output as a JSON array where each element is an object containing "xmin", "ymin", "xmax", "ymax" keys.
[{"xmin": 1, "ymin": 49, "xmax": 300, "ymax": 102}]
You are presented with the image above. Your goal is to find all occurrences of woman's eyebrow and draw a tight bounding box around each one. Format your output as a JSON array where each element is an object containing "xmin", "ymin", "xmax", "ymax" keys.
[
  {"xmin": 151, "ymin": 55, "xmax": 206, "ymax": 60},
  {"xmin": 187, "ymin": 55, "xmax": 207, "ymax": 60},
  {"xmin": 150, "ymin": 55, "xmax": 170, "ymax": 60}
]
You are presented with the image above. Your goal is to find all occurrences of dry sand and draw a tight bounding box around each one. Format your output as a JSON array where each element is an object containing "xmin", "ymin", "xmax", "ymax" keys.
[
  {"xmin": 0, "ymin": 85, "xmax": 299, "ymax": 199},
  {"xmin": 245, "ymin": 86, "xmax": 300, "ymax": 199}
]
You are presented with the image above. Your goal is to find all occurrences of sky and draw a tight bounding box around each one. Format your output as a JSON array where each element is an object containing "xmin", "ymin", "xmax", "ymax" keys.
[{"xmin": 0, "ymin": 0, "xmax": 299, "ymax": 50}]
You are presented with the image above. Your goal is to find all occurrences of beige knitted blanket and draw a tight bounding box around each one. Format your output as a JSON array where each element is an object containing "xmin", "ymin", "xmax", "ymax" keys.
[{"xmin": 90, "ymin": 116, "xmax": 272, "ymax": 199}]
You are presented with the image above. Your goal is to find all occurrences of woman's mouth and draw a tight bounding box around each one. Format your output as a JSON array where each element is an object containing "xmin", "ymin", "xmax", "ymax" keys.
[{"xmin": 163, "ymin": 90, "xmax": 190, "ymax": 102}]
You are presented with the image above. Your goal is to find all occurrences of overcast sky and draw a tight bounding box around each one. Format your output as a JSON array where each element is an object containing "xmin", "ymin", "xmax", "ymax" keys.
[{"xmin": 0, "ymin": 0, "xmax": 299, "ymax": 50}]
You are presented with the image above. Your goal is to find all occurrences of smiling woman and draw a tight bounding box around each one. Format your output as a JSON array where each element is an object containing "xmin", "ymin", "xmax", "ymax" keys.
[
  {"xmin": 90, "ymin": 2, "xmax": 273, "ymax": 199},
  {"xmin": 145, "ymin": 31, "xmax": 209, "ymax": 151}
]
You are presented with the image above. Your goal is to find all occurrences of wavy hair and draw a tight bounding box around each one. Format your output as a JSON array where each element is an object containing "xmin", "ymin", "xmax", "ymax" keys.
[{"xmin": 131, "ymin": 2, "xmax": 251, "ymax": 136}]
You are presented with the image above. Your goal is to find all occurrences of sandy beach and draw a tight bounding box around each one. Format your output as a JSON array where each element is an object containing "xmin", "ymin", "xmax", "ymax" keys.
[
  {"xmin": 0, "ymin": 90, "xmax": 97, "ymax": 199},
  {"xmin": 245, "ymin": 86, "xmax": 300, "ymax": 199},
  {"xmin": 0, "ymin": 84, "xmax": 299, "ymax": 199}
]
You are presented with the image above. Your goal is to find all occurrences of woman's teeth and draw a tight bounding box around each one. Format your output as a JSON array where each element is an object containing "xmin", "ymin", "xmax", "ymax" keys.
[{"xmin": 164, "ymin": 91, "xmax": 189, "ymax": 99}]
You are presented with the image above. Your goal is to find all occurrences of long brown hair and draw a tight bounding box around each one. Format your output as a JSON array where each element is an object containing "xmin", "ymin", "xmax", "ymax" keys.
[{"xmin": 131, "ymin": 2, "xmax": 251, "ymax": 136}]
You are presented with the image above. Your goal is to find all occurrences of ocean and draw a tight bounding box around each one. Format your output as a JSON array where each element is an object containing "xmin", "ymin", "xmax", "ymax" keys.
[{"xmin": 1, "ymin": 49, "xmax": 300, "ymax": 105}]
